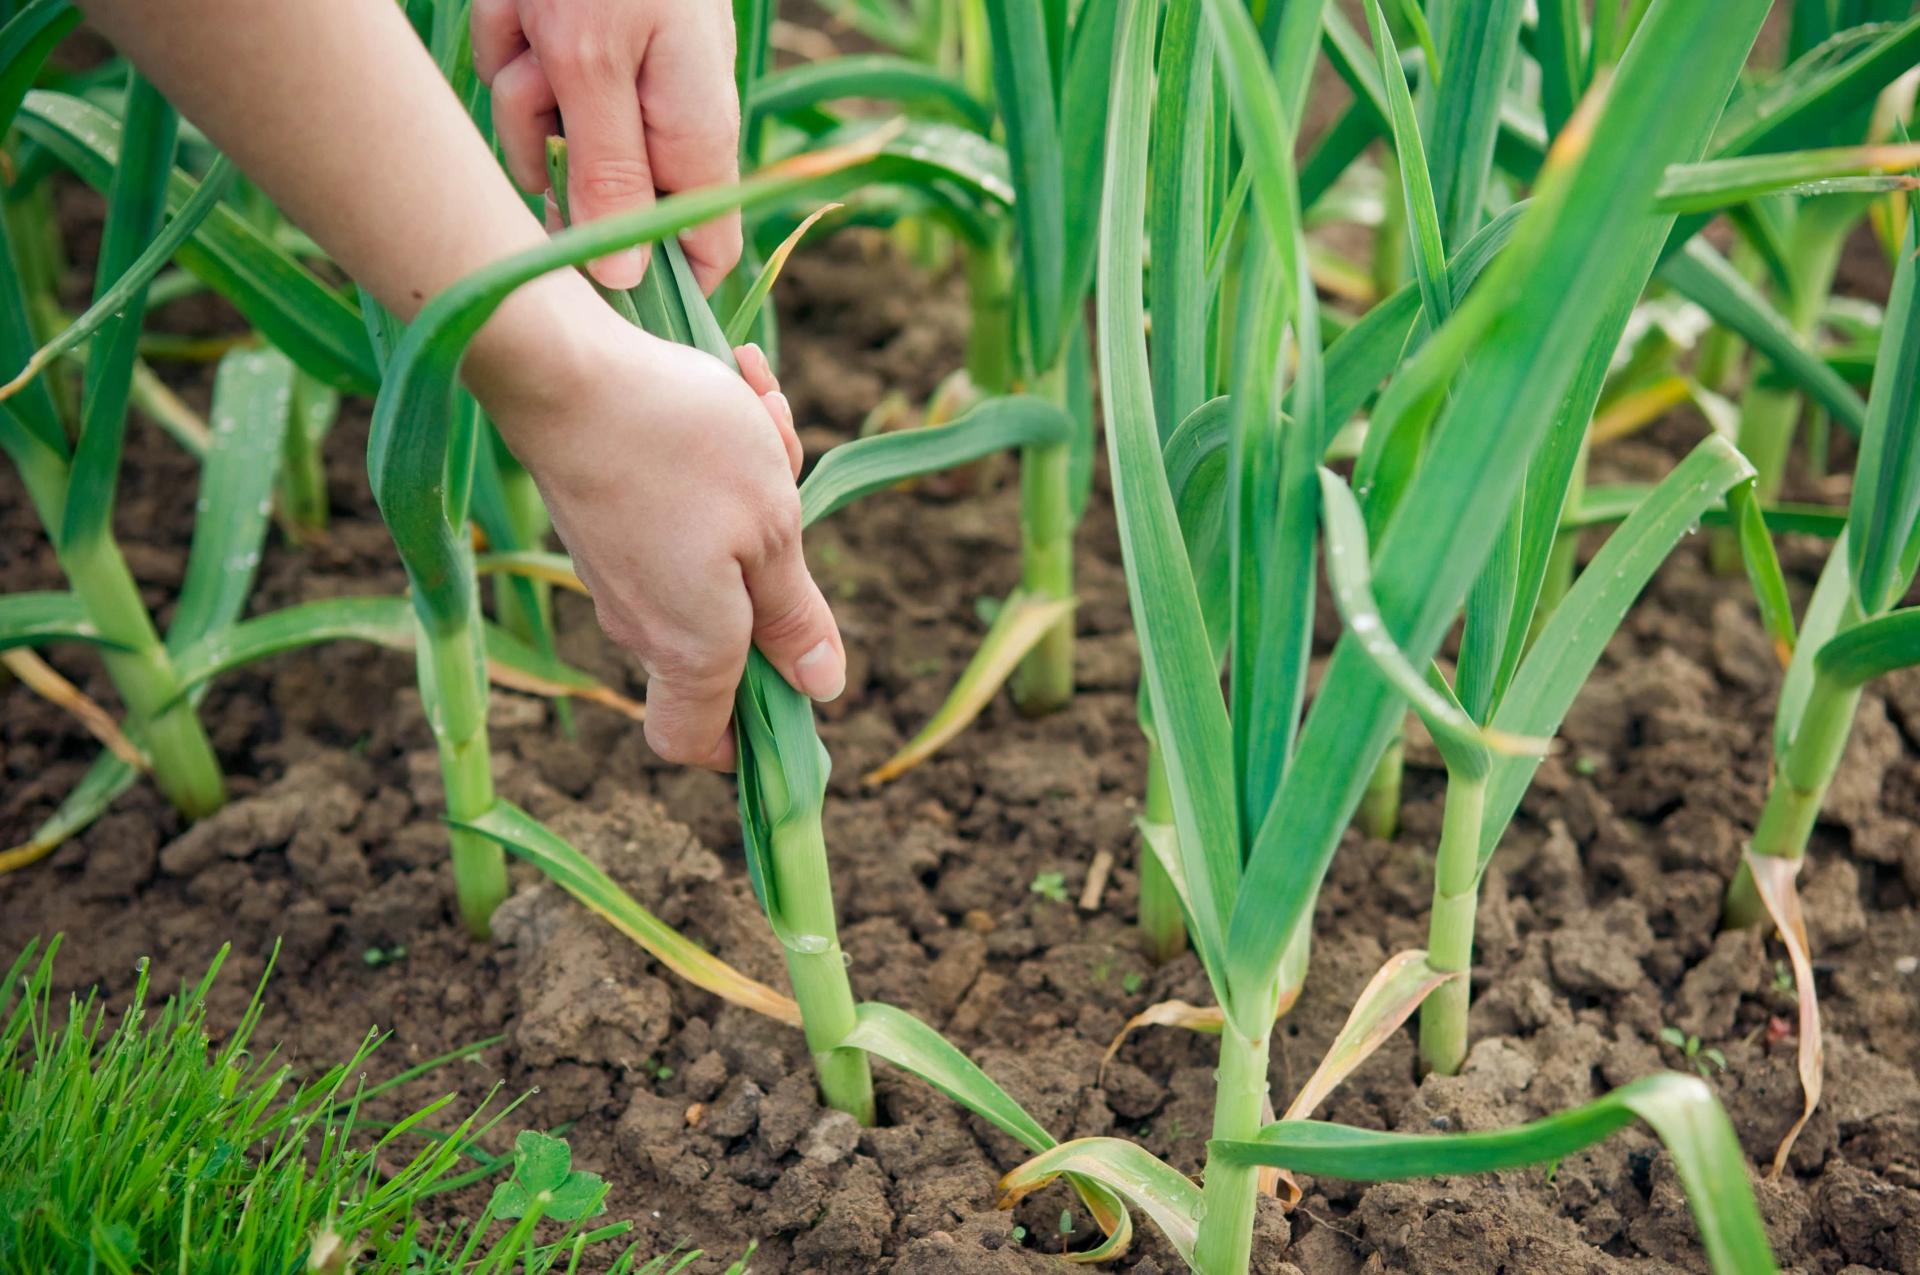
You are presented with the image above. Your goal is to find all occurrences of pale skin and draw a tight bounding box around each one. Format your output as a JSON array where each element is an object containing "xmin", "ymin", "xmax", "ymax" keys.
[{"xmin": 77, "ymin": 0, "xmax": 845, "ymax": 771}]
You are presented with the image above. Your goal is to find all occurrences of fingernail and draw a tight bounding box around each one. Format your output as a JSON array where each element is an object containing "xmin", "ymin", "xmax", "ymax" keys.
[
  {"xmin": 795, "ymin": 639, "xmax": 844, "ymax": 702},
  {"xmin": 593, "ymin": 246, "xmax": 646, "ymax": 289},
  {"xmin": 741, "ymin": 342, "xmax": 767, "ymax": 374}
]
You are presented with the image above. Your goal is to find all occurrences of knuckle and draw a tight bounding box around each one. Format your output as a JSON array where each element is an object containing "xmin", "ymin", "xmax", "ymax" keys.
[
  {"xmin": 643, "ymin": 719, "xmax": 704, "ymax": 766},
  {"xmin": 754, "ymin": 593, "xmax": 818, "ymax": 649},
  {"xmin": 575, "ymin": 155, "xmax": 655, "ymax": 203}
]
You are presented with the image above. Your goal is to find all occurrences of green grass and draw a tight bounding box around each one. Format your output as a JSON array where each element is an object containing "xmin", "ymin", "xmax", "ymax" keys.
[{"xmin": 0, "ymin": 936, "xmax": 744, "ymax": 1274}]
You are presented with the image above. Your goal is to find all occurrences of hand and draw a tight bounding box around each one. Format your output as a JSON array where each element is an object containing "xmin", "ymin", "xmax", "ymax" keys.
[
  {"xmin": 472, "ymin": 0, "xmax": 743, "ymax": 294},
  {"xmin": 468, "ymin": 294, "xmax": 837, "ymax": 771}
]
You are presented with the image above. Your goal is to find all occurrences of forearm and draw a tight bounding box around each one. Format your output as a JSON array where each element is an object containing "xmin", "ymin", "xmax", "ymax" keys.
[{"xmin": 75, "ymin": 0, "xmax": 600, "ymax": 390}]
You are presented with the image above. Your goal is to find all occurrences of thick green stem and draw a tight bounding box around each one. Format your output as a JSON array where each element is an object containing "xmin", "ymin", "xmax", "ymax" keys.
[
  {"xmin": 61, "ymin": 534, "xmax": 224, "ymax": 818},
  {"xmin": 419, "ymin": 612, "xmax": 508, "ymax": 938},
  {"xmin": 1723, "ymin": 666, "xmax": 1862, "ymax": 929},
  {"xmin": 1418, "ymin": 770, "xmax": 1487, "ymax": 1077},
  {"xmin": 1011, "ymin": 368, "xmax": 1074, "ymax": 715},
  {"xmin": 1137, "ymin": 738, "xmax": 1188, "ymax": 962},
  {"xmin": 963, "ymin": 238, "xmax": 1015, "ymax": 396},
  {"xmin": 1358, "ymin": 725, "xmax": 1404, "ymax": 840},
  {"xmin": 772, "ymin": 817, "xmax": 876, "ymax": 1123},
  {"xmin": 1192, "ymin": 1021, "xmax": 1272, "ymax": 1275}
]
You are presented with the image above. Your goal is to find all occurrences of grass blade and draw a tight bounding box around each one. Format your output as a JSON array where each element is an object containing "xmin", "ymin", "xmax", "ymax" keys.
[
  {"xmin": 748, "ymin": 55, "xmax": 992, "ymax": 134},
  {"xmin": 723, "ymin": 203, "xmax": 839, "ymax": 347},
  {"xmin": 0, "ymin": 0, "xmax": 77, "ymax": 133},
  {"xmin": 1426, "ymin": 0, "xmax": 1525, "ymax": 246},
  {"xmin": 996, "ymin": 1140, "xmax": 1197, "ymax": 1267},
  {"xmin": 1656, "ymin": 142, "xmax": 1920, "ymax": 213},
  {"xmin": 981, "ymin": 0, "xmax": 1064, "ymax": 373}
]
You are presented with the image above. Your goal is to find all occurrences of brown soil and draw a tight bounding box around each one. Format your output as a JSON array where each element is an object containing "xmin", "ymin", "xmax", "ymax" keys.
[{"xmin": 6, "ymin": 209, "xmax": 1920, "ymax": 1274}]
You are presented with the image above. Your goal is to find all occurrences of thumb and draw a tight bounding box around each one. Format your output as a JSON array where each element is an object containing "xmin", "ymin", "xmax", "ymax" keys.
[{"xmin": 743, "ymin": 541, "xmax": 846, "ymax": 703}]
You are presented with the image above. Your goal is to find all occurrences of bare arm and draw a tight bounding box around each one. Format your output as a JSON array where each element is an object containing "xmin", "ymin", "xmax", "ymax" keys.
[{"xmin": 75, "ymin": 0, "xmax": 845, "ymax": 769}]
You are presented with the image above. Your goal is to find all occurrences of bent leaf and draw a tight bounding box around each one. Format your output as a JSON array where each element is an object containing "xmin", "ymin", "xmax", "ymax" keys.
[
  {"xmin": 457, "ymin": 801, "xmax": 802, "ymax": 1027},
  {"xmin": 862, "ymin": 590, "xmax": 1075, "ymax": 784},
  {"xmin": 0, "ymin": 592, "xmax": 122, "ymax": 651},
  {"xmin": 799, "ymin": 395, "xmax": 1073, "ymax": 528},
  {"xmin": 997, "ymin": 1139, "xmax": 1199, "ymax": 1267},
  {"xmin": 1213, "ymin": 1073, "xmax": 1777, "ymax": 1274},
  {"xmin": 724, "ymin": 202, "xmax": 841, "ymax": 346},
  {"xmin": 844, "ymin": 1002, "xmax": 1132, "ymax": 1262}
]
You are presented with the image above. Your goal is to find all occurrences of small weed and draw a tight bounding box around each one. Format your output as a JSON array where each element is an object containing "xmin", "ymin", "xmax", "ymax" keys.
[
  {"xmin": 1029, "ymin": 871, "xmax": 1069, "ymax": 904},
  {"xmin": 362, "ymin": 944, "xmax": 407, "ymax": 967},
  {"xmin": 1122, "ymin": 972, "xmax": 1144, "ymax": 995},
  {"xmin": 1659, "ymin": 1026, "xmax": 1729, "ymax": 1079},
  {"xmin": 489, "ymin": 1131, "xmax": 608, "ymax": 1222}
]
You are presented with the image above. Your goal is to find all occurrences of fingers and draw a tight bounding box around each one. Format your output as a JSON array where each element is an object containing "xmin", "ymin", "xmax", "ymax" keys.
[
  {"xmin": 641, "ymin": 6, "xmax": 743, "ymax": 292},
  {"xmin": 736, "ymin": 344, "xmax": 799, "ymax": 477},
  {"xmin": 742, "ymin": 527, "xmax": 845, "ymax": 703},
  {"xmin": 614, "ymin": 563, "xmax": 752, "ymax": 772},
  {"xmin": 491, "ymin": 52, "xmax": 559, "ymax": 193},
  {"xmin": 470, "ymin": 0, "xmax": 526, "ymax": 84},
  {"xmin": 528, "ymin": 14, "xmax": 655, "ymax": 288}
]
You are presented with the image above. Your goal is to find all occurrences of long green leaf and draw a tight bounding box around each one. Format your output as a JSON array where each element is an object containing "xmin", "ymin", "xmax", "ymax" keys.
[
  {"xmin": 168, "ymin": 348, "xmax": 294, "ymax": 648},
  {"xmin": 1231, "ymin": 0, "xmax": 1768, "ymax": 1001},
  {"xmin": 1656, "ymin": 142, "xmax": 1920, "ymax": 213},
  {"xmin": 1148, "ymin": 0, "xmax": 1212, "ymax": 437},
  {"xmin": 59, "ymin": 74, "xmax": 177, "ymax": 554},
  {"xmin": 1096, "ymin": 0, "xmax": 1240, "ymax": 1007},
  {"xmin": 18, "ymin": 90, "xmax": 379, "ymax": 395},
  {"xmin": 1480, "ymin": 437, "xmax": 1756, "ymax": 866},
  {"xmin": 1846, "ymin": 202, "xmax": 1920, "ymax": 616},
  {"xmin": 798, "ymin": 395, "xmax": 1071, "ymax": 528},
  {"xmin": 1360, "ymin": 0, "xmax": 1449, "ymax": 329},
  {"xmin": 1778, "ymin": 536, "xmax": 1856, "ymax": 758},
  {"xmin": 982, "ymin": 0, "xmax": 1065, "ymax": 373},
  {"xmin": 1213, "ymin": 1074, "xmax": 1777, "ymax": 1275},
  {"xmin": 1426, "ymin": 0, "xmax": 1525, "ymax": 246},
  {"xmin": 1056, "ymin": 0, "xmax": 1122, "ymax": 352},
  {"xmin": 747, "ymin": 55, "xmax": 993, "ymax": 134}
]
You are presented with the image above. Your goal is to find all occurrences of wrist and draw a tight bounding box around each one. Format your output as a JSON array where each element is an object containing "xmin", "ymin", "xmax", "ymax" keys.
[{"xmin": 461, "ymin": 267, "xmax": 630, "ymax": 466}]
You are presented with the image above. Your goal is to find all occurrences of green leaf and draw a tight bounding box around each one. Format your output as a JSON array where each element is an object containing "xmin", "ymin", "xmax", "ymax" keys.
[
  {"xmin": 59, "ymin": 74, "xmax": 177, "ymax": 555},
  {"xmin": 18, "ymin": 90, "xmax": 379, "ymax": 395},
  {"xmin": 997, "ymin": 1139, "xmax": 1197, "ymax": 1266},
  {"xmin": 1361, "ymin": 0, "xmax": 1450, "ymax": 328},
  {"xmin": 1660, "ymin": 240, "xmax": 1867, "ymax": 437},
  {"xmin": 1148, "ymin": 0, "xmax": 1212, "ymax": 436},
  {"xmin": 1813, "ymin": 607, "xmax": 1920, "ymax": 688},
  {"xmin": 982, "ymin": 0, "xmax": 1065, "ymax": 373},
  {"xmin": 1777, "ymin": 537, "xmax": 1856, "ymax": 759},
  {"xmin": 487, "ymin": 1180, "xmax": 535, "ymax": 1220},
  {"xmin": 1055, "ymin": 0, "xmax": 1122, "ymax": 352},
  {"xmin": 457, "ymin": 801, "xmax": 803, "ymax": 1026},
  {"xmin": 168, "ymin": 348, "xmax": 294, "ymax": 649},
  {"xmin": 1846, "ymin": 202, "xmax": 1920, "ymax": 616},
  {"xmin": 1213, "ymin": 1074, "xmax": 1777, "ymax": 1275},
  {"xmin": 1480, "ymin": 437, "xmax": 1757, "ymax": 868},
  {"xmin": 1095, "ymin": 0, "xmax": 1240, "ymax": 1011},
  {"xmin": 1656, "ymin": 142, "xmax": 1920, "ymax": 213},
  {"xmin": 0, "ymin": 592, "xmax": 122, "ymax": 651},
  {"xmin": 512, "ymin": 1130, "xmax": 571, "ymax": 1194},
  {"xmin": 0, "ymin": 0, "xmax": 77, "ymax": 135},
  {"xmin": 798, "ymin": 395, "xmax": 1072, "ymax": 528},
  {"xmin": 1425, "ymin": 0, "xmax": 1526, "ymax": 246},
  {"xmin": 1728, "ymin": 479, "xmax": 1798, "ymax": 665},
  {"xmin": 747, "ymin": 55, "xmax": 993, "ymax": 134}
]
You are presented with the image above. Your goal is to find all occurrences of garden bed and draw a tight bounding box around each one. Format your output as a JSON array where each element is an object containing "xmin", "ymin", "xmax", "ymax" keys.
[{"xmin": 4, "ymin": 227, "xmax": 1918, "ymax": 1274}]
